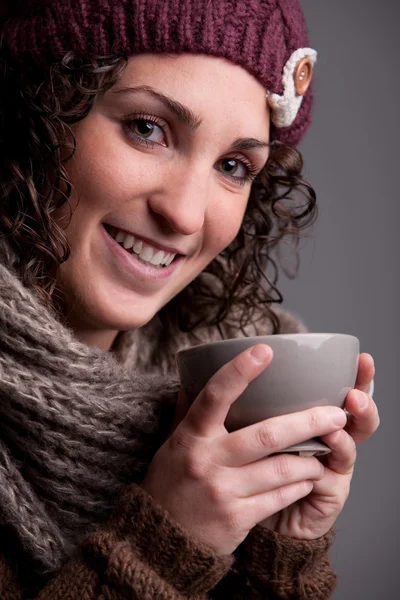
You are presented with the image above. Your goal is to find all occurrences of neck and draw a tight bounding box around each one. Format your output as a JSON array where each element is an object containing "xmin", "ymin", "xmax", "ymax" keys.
[
  {"xmin": 72, "ymin": 327, "xmax": 120, "ymax": 351},
  {"xmin": 54, "ymin": 297, "xmax": 121, "ymax": 351}
]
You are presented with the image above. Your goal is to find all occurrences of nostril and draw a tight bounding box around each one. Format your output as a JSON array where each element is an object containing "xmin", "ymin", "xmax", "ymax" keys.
[{"xmin": 147, "ymin": 197, "xmax": 205, "ymax": 236}]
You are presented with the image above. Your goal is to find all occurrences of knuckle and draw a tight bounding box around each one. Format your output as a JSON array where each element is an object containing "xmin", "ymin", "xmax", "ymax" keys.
[
  {"xmin": 208, "ymin": 479, "xmax": 228, "ymax": 505},
  {"xmin": 169, "ymin": 428, "xmax": 192, "ymax": 452},
  {"xmin": 308, "ymin": 409, "xmax": 322, "ymax": 435},
  {"xmin": 202, "ymin": 382, "xmax": 221, "ymax": 410},
  {"xmin": 274, "ymin": 455, "xmax": 292, "ymax": 478},
  {"xmin": 274, "ymin": 480, "xmax": 312, "ymax": 507},
  {"xmin": 224, "ymin": 506, "xmax": 245, "ymax": 533},
  {"xmin": 230, "ymin": 354, "xmax": 248, "ymax": 379},
  {"xmin": 273, "ymin": 485, "xmax": 288, "ymax": 506},
  {"xmin": 183, "ymin": 450, "xmax": 210, "ymax": 481},
  {"xmin": 256, "ymin": 423, "xmax": 280, "ymax": 451},
  {"xmin": 300, "ymin": 480, "xmax": 314, "ymax": 496},
  {"xmin": 184, "ymin": 458, "xmax": 207, "ymax": 481}
]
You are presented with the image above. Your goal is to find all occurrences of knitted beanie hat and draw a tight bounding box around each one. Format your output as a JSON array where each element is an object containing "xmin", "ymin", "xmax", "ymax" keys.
[{"xmin": 1, "ymin": 0, "xmax": 317, "ymax": 146}]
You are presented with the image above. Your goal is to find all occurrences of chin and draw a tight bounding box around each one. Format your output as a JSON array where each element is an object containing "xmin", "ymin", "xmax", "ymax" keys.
[{"xmin": 63, "ymin": 283, "xmax": 162, "ymax": 333}]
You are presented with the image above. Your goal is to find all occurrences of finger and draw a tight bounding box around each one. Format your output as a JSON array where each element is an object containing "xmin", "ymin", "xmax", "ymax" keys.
[
  {"xmin": 344, "ymin": 389, "xmax": 380, "ymax": 445},
  {"xmin": 244, "ymin": 480, "xmax": 315, "ymax": 528},
  {"xmin": 354, "ymin": 353, "xmax": 375, "ymax": 392},
  {"xmin": 307, "ymin": 461, "xmax": 352, "ymax": 507},
  {"xmin": 319, "ymin": 429, "xmax": 356, "ymax": 475},
  {"xmin": 234, "ymin": 454, "xmax": 324, "ymax": 498},
  {"xmin": 183, "ymin": 344, "xmax": 273, "ymax": 437},
  {"xmin": 221, "ymin": 405, "xmax": 347, "ymax": 467}
]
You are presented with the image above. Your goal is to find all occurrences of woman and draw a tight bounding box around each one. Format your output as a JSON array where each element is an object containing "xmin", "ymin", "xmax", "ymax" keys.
[{"xmin": 0, "ymin": 1, "xmax": 379, "ymax": 598}]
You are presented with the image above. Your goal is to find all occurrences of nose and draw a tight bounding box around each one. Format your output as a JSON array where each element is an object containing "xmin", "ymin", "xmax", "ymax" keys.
[{"xmin": 147, "ymin": 165, "xmax": 209, "ymax": 236}]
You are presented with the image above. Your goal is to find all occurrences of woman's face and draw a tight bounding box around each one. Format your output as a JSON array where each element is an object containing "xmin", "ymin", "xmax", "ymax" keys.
[{"xmin": 57, "ymin": 53, "xmax": 270, "ymax": 349}]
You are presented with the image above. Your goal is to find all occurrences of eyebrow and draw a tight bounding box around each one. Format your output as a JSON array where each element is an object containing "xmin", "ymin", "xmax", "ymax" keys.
[
  {"xmin": 231, "ymin": 138, "xmax": 270, "ymax": 151},
  {"xmin": 112, "ymin": 85, "xmax": 269, "ymax": 150},
  {"xmin": 112, "ymin": 85, "xmax": 203, "ymax": 131}
]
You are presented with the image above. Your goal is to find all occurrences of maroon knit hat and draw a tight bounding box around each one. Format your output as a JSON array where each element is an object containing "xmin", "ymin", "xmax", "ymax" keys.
[{"xmin": 1, "ymin": 0, "xmax": 317, "ymax": 145}]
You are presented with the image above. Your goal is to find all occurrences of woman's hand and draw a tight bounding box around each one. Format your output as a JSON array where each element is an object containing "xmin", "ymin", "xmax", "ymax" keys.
[
  {"xmin": 141, "ymin": 345, "xmax": 349, "ymax": 556},
  {"xmin": 259, "ymin": 352, "xmax": 380, "ymax": 539}
]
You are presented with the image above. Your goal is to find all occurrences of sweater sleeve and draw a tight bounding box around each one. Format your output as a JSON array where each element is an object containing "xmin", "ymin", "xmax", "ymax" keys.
[
  {"xmin": 0, "ymin": 484, "xmax": 232, "ymax": 600},
  {"xmin": 210, "ymin": 526, "xmax": 337, "ymax": 599}
]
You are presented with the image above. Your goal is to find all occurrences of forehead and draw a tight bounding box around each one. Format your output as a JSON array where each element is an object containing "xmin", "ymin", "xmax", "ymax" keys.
[{"xmin": 111, "ymin": 53, "xmax": 270, "ymax": 134}]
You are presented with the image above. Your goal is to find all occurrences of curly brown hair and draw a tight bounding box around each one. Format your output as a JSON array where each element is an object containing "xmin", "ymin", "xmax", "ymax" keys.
[{"xmin": 0, "ymin": 51, "xmax": 317, "ymax": 336}]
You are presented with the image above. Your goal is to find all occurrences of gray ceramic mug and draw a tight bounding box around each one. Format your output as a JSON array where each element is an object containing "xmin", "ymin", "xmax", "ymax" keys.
[{"xmin": 176, "ymin": 333, "xmax": 360, "ymax": 456}]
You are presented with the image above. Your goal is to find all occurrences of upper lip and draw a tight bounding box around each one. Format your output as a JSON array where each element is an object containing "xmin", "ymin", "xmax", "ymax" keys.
[{"xmin": 104, "ymin": 223, "xmax": 187, "ymax": 256}]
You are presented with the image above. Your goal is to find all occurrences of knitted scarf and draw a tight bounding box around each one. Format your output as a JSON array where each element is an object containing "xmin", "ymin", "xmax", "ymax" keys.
[
  {"xmin": 0, "ymin": 237, "xmax": 182, "ymax": 577},
  {"xmin": 0, "ymin": 237, "xmax": 302, "ymax": 582}
]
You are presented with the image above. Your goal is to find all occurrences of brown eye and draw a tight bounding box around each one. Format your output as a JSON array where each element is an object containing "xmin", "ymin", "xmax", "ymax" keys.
[
  {"xmin": 133, "ymin": 120, "xmax": 155, "ymax": 138},
  {"xmin": 219, "ymin": 158, "xmax": 240, "ymax": 175},
  {"xmin": 125, "ymin": 116, "xmax": 166, "ymax": 146},
  {"xmin": 217, "ymin": 158, "xmax": 249, "ymax": 179},
  {"xmin": 214, "ymin": 155, "xmax": 259, "ymax": 186}
]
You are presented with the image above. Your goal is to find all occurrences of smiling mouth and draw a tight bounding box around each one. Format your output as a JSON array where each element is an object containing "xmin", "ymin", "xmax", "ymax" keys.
[{"xmin": 103, "ymin": 225, "xmax": 179, "ymax": 268}]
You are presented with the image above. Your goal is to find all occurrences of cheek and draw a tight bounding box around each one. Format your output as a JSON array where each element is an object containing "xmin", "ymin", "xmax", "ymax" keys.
[
  {"xmin": 67, "ymin": 154, "xmax": 123, "ymax": 214},
  {"xmin": 67, "ymin": 121, "xmax": 152, "ymax": 213},
  {"xmin": 207, "ymin": 199, "xmax": 248, "ymax": 253}
]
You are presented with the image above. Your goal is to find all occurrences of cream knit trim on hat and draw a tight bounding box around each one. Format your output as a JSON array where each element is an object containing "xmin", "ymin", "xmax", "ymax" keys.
[{"xmin": 268, "ymin": 48, "xmax": 317, "ymax": 129}]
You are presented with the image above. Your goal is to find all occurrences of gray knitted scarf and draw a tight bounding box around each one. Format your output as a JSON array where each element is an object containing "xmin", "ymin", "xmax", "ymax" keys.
[
  {"xmin": 0, "ymin": 236, "xmax": 301, "ymax": 583},
  {"xmin": 0, "ymin": 238, "xmax": 184, "ymax": 577}
]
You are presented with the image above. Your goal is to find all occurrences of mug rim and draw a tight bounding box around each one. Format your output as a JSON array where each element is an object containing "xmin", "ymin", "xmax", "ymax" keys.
[{"xmin": 176, "ymin": 333, "xmax": 359, "ymax": 356}]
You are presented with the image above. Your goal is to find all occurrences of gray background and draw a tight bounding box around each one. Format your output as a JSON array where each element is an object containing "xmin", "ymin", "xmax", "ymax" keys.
[
  {"xmin": 0, "ymin": 1, "xmax": 397, "ymax": 597},
  {"xmin": 275, "ymin": 1, "xmax": 398, "ymax": 598}
]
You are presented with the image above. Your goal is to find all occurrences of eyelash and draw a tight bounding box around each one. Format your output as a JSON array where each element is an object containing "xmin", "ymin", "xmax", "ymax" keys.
[
  {"xmin": 123, "ymin": 112, "xmax": 166, "ymax": 145},
  {"xmin": 122, "ymin": 113, "xmax": 260, "ymax": 186},
  {"xmin": 226, "ymin": 155, "xmax": 260, "ymax": 186}
]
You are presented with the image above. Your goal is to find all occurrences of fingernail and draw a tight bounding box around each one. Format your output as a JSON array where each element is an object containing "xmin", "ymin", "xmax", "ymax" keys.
[
  {"xmin": 331, "ymin": 408, "xmax": 347, "ymax": 426},
  {"xmin": 249, "ymin": 344, "xmax": 270, "ymax": 364},
  {"xmin": 356, "ymin": 390, "xmax": 368, "ymax": 409}
]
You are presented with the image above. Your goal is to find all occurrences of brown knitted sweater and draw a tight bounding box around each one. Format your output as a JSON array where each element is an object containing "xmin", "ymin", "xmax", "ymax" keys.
[
  {"xmin": 0, "ymin": 239, "xmax": 337, "ymax": 599},
  {"xmin": 0, "ymin": 489, "xmax": 336, "ymax": 599}
]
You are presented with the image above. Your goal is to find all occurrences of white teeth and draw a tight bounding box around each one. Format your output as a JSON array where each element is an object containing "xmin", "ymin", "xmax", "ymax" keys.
[
  {"xmin": 133, "ymin": 240, "xmax": 143, "ymax": 254},
  {"xmin": 110, "ymin": 227, "xmax": 177, "ymax": 267},
  {"xmin": 161, "ymin": 253, "xmax": 170, "ymax": 265},
  {"xmin": 150, "ymin": 250, "xmax": 165, "ymax": 265},
  {"xmin": 123, "ymin": 234, "xmax": 135, "ymax": 250},
  {"xmin": 139, "ymin": 245, "xmax": 154, "ymax": 262}
]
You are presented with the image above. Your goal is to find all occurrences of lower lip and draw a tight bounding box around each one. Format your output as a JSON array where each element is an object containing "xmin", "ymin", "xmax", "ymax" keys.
[{"xmin": 102, "ymin": 225, "xmax": 184, "ymax": 281}]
